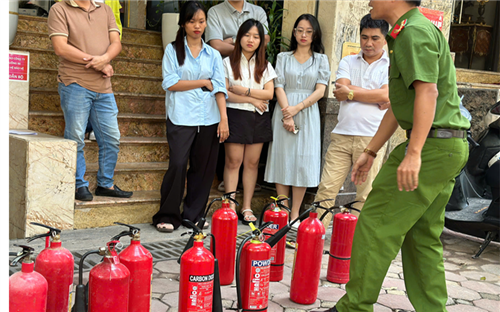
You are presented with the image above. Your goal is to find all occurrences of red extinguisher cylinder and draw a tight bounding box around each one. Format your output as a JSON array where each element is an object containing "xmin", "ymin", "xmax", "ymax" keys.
[
  {"xmin": 35, "ymin": 240, "xmax": 74, "ymax": 312},
  {"xmin": 9, "ymin": 261, "xmax": 48, "ymax": 312},
  {"xmin": 119, "ymin": 239, "xmax": 154, "ymax": 312},
  {"xmin": 262, "ymin": 208, "xmax": 288, "ymax": 282},
  {"xmin": 290, "ymin": 211, "xmax": 325, "ymax": 305},
  {"xmin": 211, "ymin": 201, "xmax": 238, "ymax": 285},
  {"xmin": 179, "ymin": 240, "xmax": 215, "ymax": 312},
  {"xmin": 327, "ymin": 211, "xmax": 358, "ymax": 284},
  {"xmin": 239, "ymin": 241, "xmax": 272, "ymax": 312},
  {"xmin": 89, "ymin": 254, "xmax": 130, "ymax": 312}
]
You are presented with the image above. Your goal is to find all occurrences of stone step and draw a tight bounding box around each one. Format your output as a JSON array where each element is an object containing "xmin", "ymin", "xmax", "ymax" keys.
[
  {"xmin": 11, "ymin": 30, "xmax": 163, "ymax": 60},
  {"xmin": 17, "ymin": 15, "xmax": 163, "ymax": 46},
  {"xmin": 84, "ymin": 161, "xmax": 168, "ymax": 192},
  {"xmin": 30, "ymin": 88, "xmax": 165, "ymax": 115},
  {"xmin": 74, "ymin": 186, "xmax": 276, "ymax": 230},
  {"xmin": 29, "ymin": 111, "xmax": 166, "ymax": 138},
  {"xmin": 84, "ymin": 136, "xmax": 169, "ymax": 164},
  {"xmin": 456, "ymin": 68, "xmax": 500, "ymax": 85},
  {"xmin": 24, "ymin": 48, "xmax": 162, "ymax": 77},
  {"xmin": 74, "ymin": 190, "xmax": 160, "ymax": 230},
  {"xmin": 30, "ymin": 68, "xmax": 163, "ymax": 95}
]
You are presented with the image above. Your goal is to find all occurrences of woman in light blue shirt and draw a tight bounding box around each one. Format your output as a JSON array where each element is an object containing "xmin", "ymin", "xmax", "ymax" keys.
[{"xmin": 153, "ymin": 1, "xmax": 229, "ymax": 233}]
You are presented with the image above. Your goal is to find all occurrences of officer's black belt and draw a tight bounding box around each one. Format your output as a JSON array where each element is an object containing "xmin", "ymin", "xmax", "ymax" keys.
[{"xmin": 406, "ymin": 128, "xmax": 466, "ymax": 139}]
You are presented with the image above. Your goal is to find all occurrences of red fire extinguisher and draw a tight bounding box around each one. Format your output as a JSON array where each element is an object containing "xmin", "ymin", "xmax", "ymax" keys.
[
  {"xmin": 236, "ymin": 222, "xmax": 276, "ymax": 312},
  {"xmin": 289, "ymin": 200, "xmax": 334, "ymax": 305},
  {"xmin": 9, "ymin": 244, "xmax": 48, "ymax": 312},
  {"xmin": 179, "ymin": 220, "xmax": 222, "ymax": 312},
  {"xmin": 211, "ymin": 192, "xmax": 239, "ymax": 285},
  {"xmin": 320, "ymin": 201, "xmax": 360, "ymax": 284},
  {"xmin": 111, "ymin": 222, "xmax": 153, "ymax": 312},
  {"xmin": 27, "ymin": 222, "xmax": 74, "ymax": 312},
  {"xmin": 88, "ymin": 240, "xmax": 131, "ymax": 312},
  {"xmin": 259, "ymin": 196, "xmax": 290, "ymax": 282},
  {"xmin": 177, "ymin": 191, "xmax": 239, "ymax": 265}
]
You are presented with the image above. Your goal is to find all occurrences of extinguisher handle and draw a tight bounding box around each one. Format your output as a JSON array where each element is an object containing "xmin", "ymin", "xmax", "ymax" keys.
[
  {"xmin": 26, "ymin": 222, "xmax": 61, "ymax": 243},
  {"xmin": 277, "ymin": 204, "xmax": 291, "ymax": 213},
  {"xmin": 202, "ymin": 192, "xmax": 240, "ymax": 221},
  {"xmin": 344, "ymin": 201, "xmax": 362, "ymax": 213},
  {"xmin": 113, "ymin": 222, "xmax": 140, "ymax": 233},
  {"xmin": 10, "ymin": 244, "xmax": 35, "ymax": 267},
  {"xmin": 275, "ymin": 196, "xmax": 291, "ymax": 205},
  {"xmin": 111, "ymin": 230, "xmax": 133, "ymax": 241},
  {"xmin": 30, "ymin": 222, "xmax": 61, "ymax": 233},
  {"xmin": 319, "ymin": 207, "xmax": 336, "ymax": 221}
]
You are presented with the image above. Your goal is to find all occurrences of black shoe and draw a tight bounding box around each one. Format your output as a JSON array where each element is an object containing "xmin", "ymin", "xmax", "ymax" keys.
[
  {"xmin": 95, "ymin": 185, "xmax": 133, "ymax": 198},
  {"xmin": 311, "ymin": 308, "xmax": 338, "ymax": 312},
  {"xmin": 75, "ymin": 186, "xmax": 93, "ymax": 201}
]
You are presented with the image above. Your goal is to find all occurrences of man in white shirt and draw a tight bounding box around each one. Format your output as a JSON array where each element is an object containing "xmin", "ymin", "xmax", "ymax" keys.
[{"xmin": 315, "ymin": 14, "xmax": 390, "ymax": 228}]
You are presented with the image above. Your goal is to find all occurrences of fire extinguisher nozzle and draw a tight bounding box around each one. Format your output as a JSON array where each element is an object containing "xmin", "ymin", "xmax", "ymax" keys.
[
  {"xmin": 71, "ymin": 284, "xmax": 87, "ymax": 312},
  {"xmin": 266, "ymin": 224, "xmax": 291, "ymax": 248},
  {"xmin": 212, "ymin": 258, "xmax": 223, "ymax": 312}
]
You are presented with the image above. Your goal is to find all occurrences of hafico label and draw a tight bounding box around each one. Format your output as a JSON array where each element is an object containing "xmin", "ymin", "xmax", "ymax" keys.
[
  {"xmin": 188, "ymin": 274, "xmax": 214, "ymax": 312},
  {"xmin": 248, "ymin": 260, "xmax": 270, "ymax": 309}
]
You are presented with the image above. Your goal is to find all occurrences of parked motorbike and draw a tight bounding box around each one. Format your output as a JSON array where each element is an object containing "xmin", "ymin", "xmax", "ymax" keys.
[{"xmin": 445, "ymin": 101, "xmax": 500, "ymax": 258}]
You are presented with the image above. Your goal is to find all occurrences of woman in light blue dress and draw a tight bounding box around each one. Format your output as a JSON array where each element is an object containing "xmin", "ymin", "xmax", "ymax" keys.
[{"xmin": 264, "ymin": 14, "xmax": 331, "ymax": 225}]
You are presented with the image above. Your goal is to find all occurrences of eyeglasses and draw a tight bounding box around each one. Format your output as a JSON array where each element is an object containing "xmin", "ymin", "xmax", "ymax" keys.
[{"xmin": 294, "ymin": 28, "xmax": 313, "ymax": 37}]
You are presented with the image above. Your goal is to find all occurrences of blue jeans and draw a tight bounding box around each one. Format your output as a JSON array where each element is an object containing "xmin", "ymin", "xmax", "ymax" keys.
[{"xmin": 58, "ymin": 83, "xmax": 120, "ymax": 189}]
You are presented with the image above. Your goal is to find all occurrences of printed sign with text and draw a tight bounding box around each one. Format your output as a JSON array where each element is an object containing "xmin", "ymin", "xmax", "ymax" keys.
[{"xmin": 9, "ymin": 53, "xmax": 29, "ymax": 81}]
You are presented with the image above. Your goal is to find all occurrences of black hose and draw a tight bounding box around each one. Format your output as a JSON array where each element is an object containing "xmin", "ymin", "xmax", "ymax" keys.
[
  {"xmin": 236, "ymin": 235, "xmax": 253, "ymax": 312},
  {"xmin": 78, "ymin": 250, "xmax": 100, "ymax": 285},
  {"xmin": 258, "ymin": 203, "xmax": 274, "ymax": 227}
]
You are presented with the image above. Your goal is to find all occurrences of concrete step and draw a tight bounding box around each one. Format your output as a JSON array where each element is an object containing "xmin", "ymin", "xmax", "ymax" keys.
[
  {"xmin": 84, "ymin": 136, "xmax": 169, "ymax": 164},
  {"xmin": 73, "ymin": 186, "xmax": 277, "ymax": 230},
  {"xmin": 84, "ymin": 161, "xmax": 168, "ymax": 192},
  {"xmin": 30, "ymin": 88, "xmax": 166, "ymax": 115},
  {"xmin": 30, "ymin": 67, "xmax": 163, "ymax": 95},
  {"xmin": 74, "ymin": 190, "xmax": 161, "ymax": 229},
  {"xmin": 17, "ymin": 15, "xmax": 163, "ymax": 46},
  {"xmin": 11, "ymin": 30, "xmax": 163, "ymax": 60},
  {"xmin": 29, "ymin": 111, "xmax": 166, "ymax": 138},
  {"xmin": 25, "ymin": 48, "xmax": 162, "ymax": 77}
]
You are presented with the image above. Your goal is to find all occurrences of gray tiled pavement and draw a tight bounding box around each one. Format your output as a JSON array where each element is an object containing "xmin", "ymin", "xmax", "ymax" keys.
[
  {"xmin": 9, "ymin": 221, "xmax": 500, "ymax": 312},
  {"xmin": 148, "ymin": 227, "xmax": 500, "ymax": 312}
]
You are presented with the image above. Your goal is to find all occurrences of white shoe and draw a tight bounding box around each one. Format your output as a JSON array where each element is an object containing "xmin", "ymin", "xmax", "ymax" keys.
[
  {"xmin": 291, "ymin": 220, "xmax": 301, "ymax": 229},
  {"xmin": 89, "ymin": 131, "xmax": 96, "ymax": 141}
]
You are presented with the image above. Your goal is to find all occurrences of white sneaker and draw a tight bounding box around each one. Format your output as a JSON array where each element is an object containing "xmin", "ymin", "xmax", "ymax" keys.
[
  {"xmin": 89, "ymin": 131, "xmax": 96, "ymax": 141},
  {"xmin": 291, "ymin": 220, "xmax": 301, "ymax": 229}
]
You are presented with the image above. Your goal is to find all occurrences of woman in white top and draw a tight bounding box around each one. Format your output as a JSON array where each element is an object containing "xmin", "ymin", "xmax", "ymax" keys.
[{"xmin": 223, "ymin": 19, "xmax": 277, "ymax": 224}]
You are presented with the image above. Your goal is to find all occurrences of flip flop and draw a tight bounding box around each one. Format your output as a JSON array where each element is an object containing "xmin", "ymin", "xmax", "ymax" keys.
[
  {"xmin": 286, "ymin": 240, "xmax": 296, "ymax": 249},
  {"xmin": 238, "ymin": 208, "xmax": 257, "ymax": 225},
  {"xmin": 156, "ymin": 222, "xmax": 174, "ymax": 233}
]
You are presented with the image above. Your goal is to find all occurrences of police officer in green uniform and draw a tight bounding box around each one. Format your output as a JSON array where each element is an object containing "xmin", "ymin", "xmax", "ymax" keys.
[{"xmin": 314, "ymin": 1, "xmax": 471, "ymax": 311}]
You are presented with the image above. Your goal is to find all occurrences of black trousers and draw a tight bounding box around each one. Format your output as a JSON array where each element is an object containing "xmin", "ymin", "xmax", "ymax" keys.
[{"xmin": 153, "ymin": 119, "xmax": 219, "ymax": 229}]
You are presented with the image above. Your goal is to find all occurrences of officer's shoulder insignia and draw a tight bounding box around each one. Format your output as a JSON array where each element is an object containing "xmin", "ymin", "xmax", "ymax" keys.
[{"xmin": 389, "ymin": 19, "xmax": 407, "ymax": 39}]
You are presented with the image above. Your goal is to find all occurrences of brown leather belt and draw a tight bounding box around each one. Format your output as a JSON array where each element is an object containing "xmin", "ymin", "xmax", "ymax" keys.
[{"xmin": 406, "ymin": 128, "xmax": 466, "ymax": 139}]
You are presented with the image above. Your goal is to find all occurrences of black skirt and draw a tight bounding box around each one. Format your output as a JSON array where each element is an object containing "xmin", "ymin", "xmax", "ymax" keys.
[{"xmin": 226, "ymin": 107, "xmax": 273, "ymax": 144}]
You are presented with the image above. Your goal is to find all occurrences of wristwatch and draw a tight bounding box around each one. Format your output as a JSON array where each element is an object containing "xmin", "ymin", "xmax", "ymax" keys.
[{"xmin": 347, "ymin": 90, "xmax": 354, "ymax": 101}]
